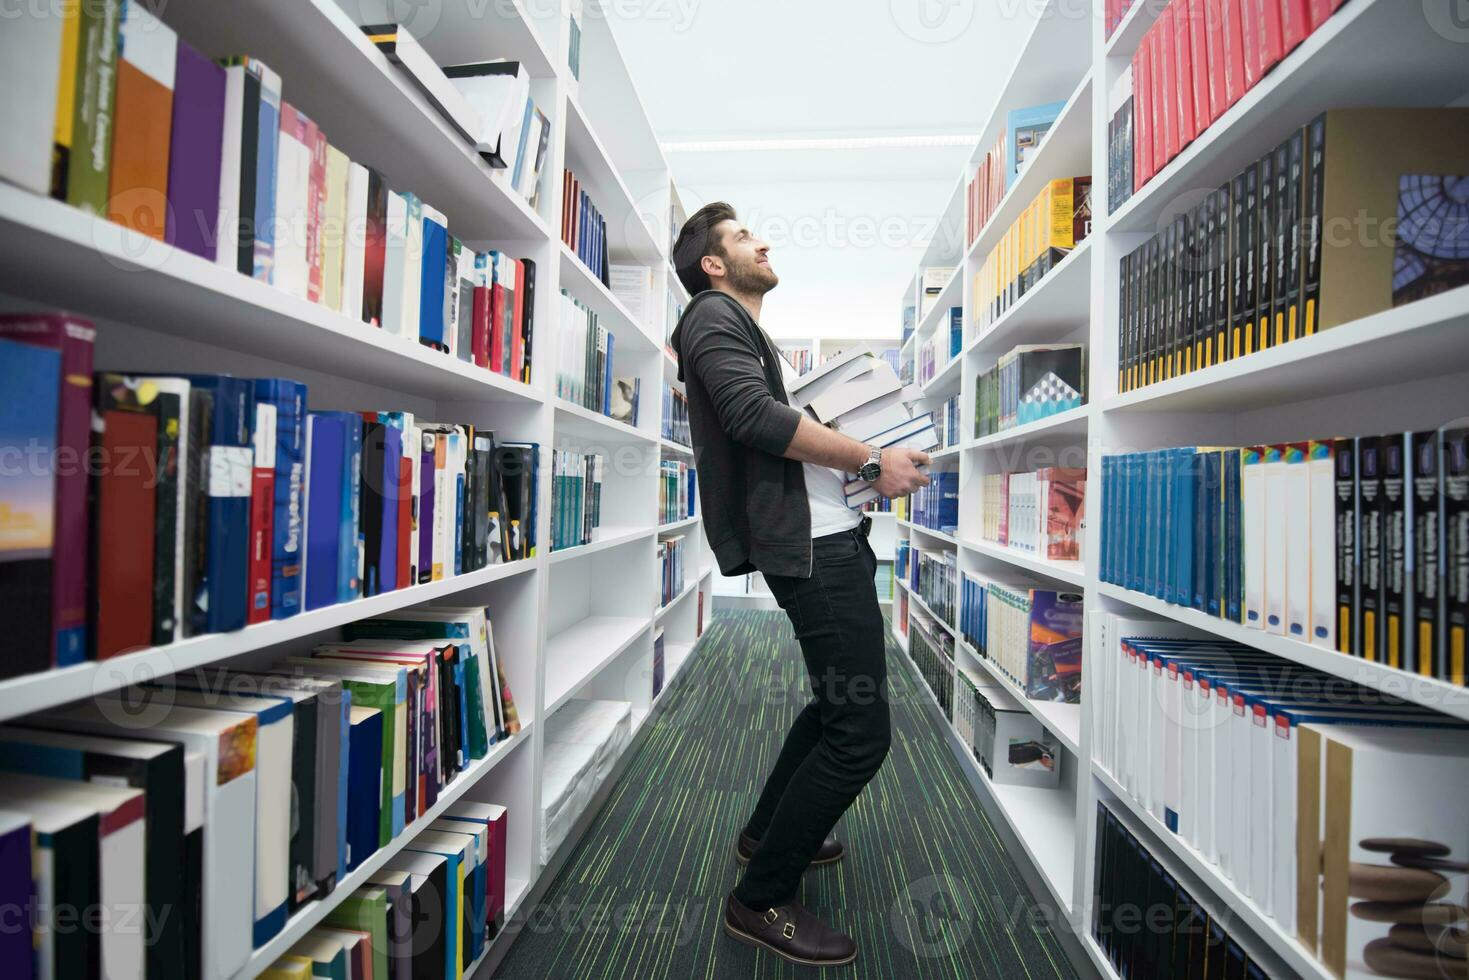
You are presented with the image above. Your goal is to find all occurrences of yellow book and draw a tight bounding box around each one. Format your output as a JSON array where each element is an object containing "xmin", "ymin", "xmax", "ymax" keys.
[
  {"xmin": 261, "ymin": 956, "xmax": 312, "ymax": 980},
  {"xmin": 321, "ymin": 144, "xmax": 350, "ymax": 313},
  {"xmin": 52, "ymin": 0, "xmax": 81, "ymax": 195}
]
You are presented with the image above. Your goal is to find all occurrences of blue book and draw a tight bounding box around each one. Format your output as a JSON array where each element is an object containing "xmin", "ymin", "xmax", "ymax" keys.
[
  {"xmin": 245, "ymin": 60, "xmax": 281, "ymax": 283},
  {"xmin": 948, "ymin": 306, "xmax": 962, "ymax": 358},
  {"xmin": 182, "ymin": 375, "xmax": 256, "ymax": 633},
  {"xmin": 254, "ymin": 379, "xmax": 307, "ymax": 620},
  {"xmin": 1004, "ymin": 100, "xmax": 1067, "ymax": 191},
  {"xmin": 345, "ymin": 705, "xmax": 382, "ymax": 872},
  {"xmin": 1223, "ymin": 449, "xmax": 1243, "ymax": 622},
  {"xmin": 304, "ymin": 413, "xmax": 345, "ymax": 612},
  {"xmin": 339, "ymin": 418, "xmax": 362, "ymax": 603},
  {"xmin": 1173, "ymin": 449, "xmax": 1196, "ymax": 607},
  {"xmin": 335, "ymin": 688, "xmax": 351, "ymax": 880},
  {"xmin": 419, "ymin": 208, "xmax": 448, "ymax": 349}
]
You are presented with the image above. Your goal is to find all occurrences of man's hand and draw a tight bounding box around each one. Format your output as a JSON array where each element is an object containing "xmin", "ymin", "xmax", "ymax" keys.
[{"xmin": 874, "ymin": 447, "xmax": 931, "ymax": 498}]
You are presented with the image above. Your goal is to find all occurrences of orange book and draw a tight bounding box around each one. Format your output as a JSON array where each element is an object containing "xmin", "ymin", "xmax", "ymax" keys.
[{"xmin": 106, "ymin": 4, "xmax": 175, "ymax": 239}]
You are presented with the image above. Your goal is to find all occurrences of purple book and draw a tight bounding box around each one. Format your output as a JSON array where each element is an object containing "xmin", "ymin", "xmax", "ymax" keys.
[
  {"xmin": 419, "ymin": 439, "xmax": 436, "ymax": 584},
  {"xmin": 0, "ymin": 314, "xmax": 95, "ymax": 667},
  {"xmin": 165, "ymin": 42, "xmax": 226, "ymax": 259},
  {"xmin": 0, "ymin": 814, "xmax": 30, "ymax": 972}
]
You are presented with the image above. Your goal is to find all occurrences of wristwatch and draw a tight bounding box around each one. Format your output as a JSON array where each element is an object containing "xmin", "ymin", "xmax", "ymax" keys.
[{"xmin": 858, "ymin": 446, "xmax": 883, "ymax": 482}]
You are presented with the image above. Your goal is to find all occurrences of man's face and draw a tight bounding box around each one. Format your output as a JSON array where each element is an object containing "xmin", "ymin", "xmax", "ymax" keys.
[{"xmin": 709, "ymin": 219, "xmax": 778, "ymax": 294}]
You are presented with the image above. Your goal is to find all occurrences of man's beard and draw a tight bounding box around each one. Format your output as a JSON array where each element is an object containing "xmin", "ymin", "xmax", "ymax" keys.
[{"xmin": 726, "ymin": 256, "xmax": 778, "ymax": 295}]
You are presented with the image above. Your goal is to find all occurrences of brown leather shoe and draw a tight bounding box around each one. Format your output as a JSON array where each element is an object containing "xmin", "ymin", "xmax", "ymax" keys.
[
  {"xmin": 735, "ymin": 830, "xmax": 844, "ymax": 866},
  {"xmin": 723, "ymin": 893, "xmax": 857, "ymax": 966}
]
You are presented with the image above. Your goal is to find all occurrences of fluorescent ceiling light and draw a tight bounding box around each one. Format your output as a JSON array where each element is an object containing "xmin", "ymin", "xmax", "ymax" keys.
[{"xmin": 661, "ymin": 133, "xmax": 980, "ymax": 153}]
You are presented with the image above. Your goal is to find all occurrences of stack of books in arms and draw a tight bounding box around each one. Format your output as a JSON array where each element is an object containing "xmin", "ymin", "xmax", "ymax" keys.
[
  {"xmin": 1100, "ymin": 430, "xmax": 1469, "ymax": 687},
  {"xmin": 974, "ymin": 344, "xmax": 1086, "ymax": 436},
  {"xmin": 0, "ymin": 314, "xmax": 540, "ymax": 681},
  {"xmin": 662, "ymin": 385, "xmax": 691, "ymax": 446},
  {"xmin": 1, "ymin": 10, "xmax": 542, "ymax": 384},
  {"xmin": 981, "ymin": 468, "xmax": 1087, "ymax": 560},
  {"xmin": 1093, "ymin": 801, "xmax": 1277, "ymax": 978},
  {"xmin": 659, "ymin": 535, "xmax": 687, "ymax": 606},
  {"xmin": 0, "ymin": 601, "xmax": 519, "ymax": 980},
  {"xmin": 971, "ymin": 177, "xmax": 1091, "ymax": 339},
  {"xmin": 551, "ymin": 450, "xmax": 604, "ymax": 551},
  {"xmin": 561, "ymin": 169, "xmax": 608, "ymax": 285},
  {"xmin": 1117, "ymin": 110, "xmax": 1469, "ymax": 391},
  {"xmin": 555, "ymin": 290, "xmax": 620, "ymax": 416},
  {"xmin": 1088, "ymin": 620, "xmax": 1469, "ymax": 974},
  {"xmin": 1120, "ymin": 0, "xmax": 1357, "ymax": 206},
  {"xmin": 961, "ymin": 574, "xmax": 1083, "ymax": 703},
  {"xmin": 780, "ymin": 345, "xmax": 939, "ymax": 508},
  {"xmin": 955, "ymin": 666, "xmax": 1061, "ymax": 787},
  {"xmin": 659, "ymin": 459, "xmax": 696, "ymax": 525}
]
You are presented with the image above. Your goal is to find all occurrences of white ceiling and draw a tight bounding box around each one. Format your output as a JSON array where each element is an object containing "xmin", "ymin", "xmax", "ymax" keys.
[{"xmin": 606, "ymin": 0, "xmax": 1042, "ymax": 338}]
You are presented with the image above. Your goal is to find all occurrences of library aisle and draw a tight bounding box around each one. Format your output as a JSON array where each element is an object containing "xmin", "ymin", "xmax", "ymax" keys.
[{"xmin": 493, "ymin": 608, "xmax": 1081, "ymax": 979}]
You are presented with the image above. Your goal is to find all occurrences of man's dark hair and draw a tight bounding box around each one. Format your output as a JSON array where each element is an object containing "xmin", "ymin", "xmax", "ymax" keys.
[{"xmin": 672, "ymin": 201, "xmax": 738, "ymax": 295}]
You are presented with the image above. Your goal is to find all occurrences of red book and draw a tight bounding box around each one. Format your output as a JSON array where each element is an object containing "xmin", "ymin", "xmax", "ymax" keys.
[
  {"xmin": 1221, "ymin": 0, "xmax": 1248, "ymax": 108},
  {"xmin": 1204, "ymin": 0, "xmax": 1226, "ymax": 123},
  {"xmin": 1133, "ymin": 43, "xmax": 1151, "ymax": 189},
  {"xmin": 487, "ymin": 806, "xmax": 507, "ymax": 931},
  {"xmin": 1173, "ymin": 1, "xmax": 1197, "ymax": 148},
  {"xmin": 397, "ymin": 455, "xmax": 412, "ymax": 590},
  {"xmin": 307, "ymin": 128, "xmax": 327, "ymax": 304},
  {"xmin": 510, "ymin": 259, "xmax": 525, "ymax": 382},
  {"xmin": 0, "ymin": 314, "xmax": 95, "ymax": 668},
  {"xmin": 1279, "ymin": 0, "xmax": 1310, "ymax": 52},
  {"xmin": 1251, "ymin": 0, "xmax": 1284, "ymax": 81},
  {"xmin": 471, "ymin": 280, "xmax": 491, "ymax": 369},
  {"xmin": 1307, "ymin": 0, "xmax": 1331, "ymax": 28},
  {"xmin": 1187, "ymin": 0, "xmax": 1212, "ymax": 129},
  {"xmin": 1156, "ymin": 10, "xmax": 1179, "ymax": 166},
  {"xmin": 247, "ymin": 405, "xmax": 275, "ymax": 626},
  {"xmin": 489, "ymin": 263, "xmax": 506, "ymax": 375},
  {"xmin": 1148, "ymin": 28, "xmax": 1167, "ymax": 177},
  {"xmin": 94, "ymin": 408, "xmax": 157, "ymax": 659}
]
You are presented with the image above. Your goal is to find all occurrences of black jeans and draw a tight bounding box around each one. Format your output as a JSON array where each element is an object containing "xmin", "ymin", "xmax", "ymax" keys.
[{"xmin": 734, "ymin": 518, "xmax": 891, "ymax": 909}]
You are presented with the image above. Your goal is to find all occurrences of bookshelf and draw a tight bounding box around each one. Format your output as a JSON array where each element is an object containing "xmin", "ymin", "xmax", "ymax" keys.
[
  {"xmin": 894, "ymin": 0, "xmax": 1469, "ymax": 977},
  {"xmin": 0, "ymin": 0, "xmax": 714, "ymax": 975}
]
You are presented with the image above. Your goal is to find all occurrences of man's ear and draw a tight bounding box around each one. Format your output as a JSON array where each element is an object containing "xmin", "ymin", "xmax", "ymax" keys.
[{"xmin": 700, "ymin": 253, "xmax": 724, "ymax": 282}]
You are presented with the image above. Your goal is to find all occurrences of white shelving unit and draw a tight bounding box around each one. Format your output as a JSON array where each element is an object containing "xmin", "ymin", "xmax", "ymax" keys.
[
  {"xmin": 0, "ymin": 1, "xmax": 717, "ymax": 975},
  {"xmin": 892, "ymin": 1, "xmax": 1469, "ymax": 978}
]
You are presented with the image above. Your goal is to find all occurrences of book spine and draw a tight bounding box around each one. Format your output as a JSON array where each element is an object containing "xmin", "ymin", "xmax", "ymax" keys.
[
  {"xmin": 1358, "ymin": 436, "xmax": 1384, "ymax": 663},
  {"xmin": 262, "ymin": 380, "xmax": 306, "ymax": 619},
  {"xmin": 340, "ymin": 419, "xmax": 362, "ymax": 603},
  {"xmin": 250, "ymin": 62, "xmax": 282, "ymax": 283},
  {"xmin": 1383, "ymin": 433, "xmax": 1411, "ymax": 671},
  {"xmin": 307, "ymin": 125, "xmax": 327, "ymax": 304},
  {"xmin": 65, "ymin": 0, "xmax": 120, "ymax": 215},
  {"xmin": 248, "ymin": 402, "xmax": 276, "ymax": 626},
  {"xmin": 1300, "ymin": 113, "xmax": 1325, "ymax": 336},
  {"xmin": 1334, "ymin": 436, "xmax": 1358, "ymax": 656},
  {"xmin": 151, "ymin": 392, "xmax": 181, "ymax": 646},
  {"xmin": 362, "ymin": 168, "xmax": 387, "ymax": 326},
  {"xmin": 1444, "ymin": 430, "xmax": 1469, "ymax": 686},
  {"xmin": 1412, "ymin": 431, "xmax": 1443, "ymax": 679}
]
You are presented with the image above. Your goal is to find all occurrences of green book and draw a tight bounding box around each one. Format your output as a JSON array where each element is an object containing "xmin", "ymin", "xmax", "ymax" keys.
[
  {"xmin": 323, "ymin": 888, "xmax": 389, "ymax": 980},
  {"xmin": 63, "ymin": 0, "xmax": 119, "ymax": 213}
]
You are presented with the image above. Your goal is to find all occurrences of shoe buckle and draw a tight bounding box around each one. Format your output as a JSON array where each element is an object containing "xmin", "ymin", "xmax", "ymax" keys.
[
  {"xmin": 762, "ymin": 908, "xmax": 780, "ymax": 926},
  {"xmin": 782, "ymin": 922, "xmax": 796, "ymax": 940}
]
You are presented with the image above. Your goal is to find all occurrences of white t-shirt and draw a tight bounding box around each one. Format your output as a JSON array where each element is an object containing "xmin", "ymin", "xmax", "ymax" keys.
[{"xmin": 779, "ymin": 357, "xmax": 861, "ymax": 538}]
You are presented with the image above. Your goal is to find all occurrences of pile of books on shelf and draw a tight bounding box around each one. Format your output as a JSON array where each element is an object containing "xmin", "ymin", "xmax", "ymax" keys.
[
  {"xmin": 561, "ymin": 169, "xmax": 608, "ymax": 284},
  {"xmin": 907, "ymin": 610, "xmax": 955, "ymax": 716},
  {"xmin": 658, "ymin": 459, "xmax": 696, "ymax": 525},
  {"xmin": 965, "ymin": 99, "xmax": 1070, "ymax": 246},
  {"xmin": 4, "ymin": 11, "xmax": 543, "ymax": 384},
  {"xmin": 1093, "ymin": 801, "xmax": 1275, "ymax": 977},
  {"xmin": 901, "ymin": 301, "xmax": 916, "ymax": 347},
  {"xmin": 662, "ymin": 385, "xmax": 691, "ymax": 446},
  {"xmin": 550, "ymin": 449, "xmax": 604, "ymax": 552},
  {"xmin": 859, "ymin": 496, "xmax": 899, "ymax": 514},
  {"xmin": 779, "ymin": 346, "xmax": 938, "ymax": 508},
  {"xmin": 1117, "ymin": 0, "xmax": 1359, "ymax": 208},
  {"xmin": 971, "ymin": 177, "xmax": 1091, "ymax": 338},
  {"xmin": 915, "ymin": 549, "xmax": 958, "ymax": 625},
  {"xmin": 909, "ymin": 471, "xmax": 960, "ymax": 535},
  {"xmin": 608, "ymin": 263, "xmax": 652, "ymax": 325},
  {"xmin": 895, "ymin": 539, "xmax": 912, "ymax": 581},
  {"xmin": 658, "ymin": 535, "xmax": 687, "ymax": 606},
  {"xmin": 918, "ymin": 308, "xmax": 962, "ymax": 386},
  {"xmin": 555, "ymin": 291, "xmax": 621, "ymax": 416},
  {"xmin": 3, "ymin": 313, "xmax": 538, "ymax": 680},
  {"xmin": 980, "ymin": 468, "xmax": 1087, "ymax": 560},
  {"xmin": 874, "ymin": 560, "xmax": 895, "ymax": 601},
  {"xmin": 1116, "ymin": 110, "xmax": 1469, "ymax": 391},
  {"xmin": 974, "ymin": 343, "xmax": 1086, "ymax": 436},
  {"xmin": 782, "ymin": 345, "xmax": 815, "ymax": 375},
  {"xmin": 0, "ymin": 603, "xmax": 518, "ymax": 979},
  {"xmin": 1099, "ymin": 429, "xmax": 1469, "ymax": 687},
  {"xmin": 960, "ymin": 574, "xmax": 1083, "ymax": 703},
  {"xmin": 1088, "ymin": 620, "xmax": 1469, "ymax": 973},
  {"xmin": 937, "ymin": 393, "xmax": 962, "ymax": 451},
  {"xmin": 955, "ymin": 667, "xmax": 1062, "ymax": 786}
]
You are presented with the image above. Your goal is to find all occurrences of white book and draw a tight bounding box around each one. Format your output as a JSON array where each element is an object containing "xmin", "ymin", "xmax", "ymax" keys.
[
  {"xmin": 273, "ymin": 121, "xmax": 311, "ymax": 299},
  {"xmin": 216, "ymin": 65, "xmax": 247, "ymax": 271},
  {"xmin": 443, "ymin": 60, "xmax": 528, "ymax": 166},
  {"xmin": 1310, "ymin": 443, "xmax": 1338, "ymax": 651},
  {"xmin": 1263, "ymin": 447, "xmax": 1288, "ymax": 635},
  {"xmin": 0, "ymin": 6, "xmax": 63, "ymax": 195},
  {"xmin": 42, "ymin": 701, "xmax": 258, "ymax": 980},
  {"xmin": 1242, "ymin": 448, "xmax": 1266, "ymax": 630},
  {"xmin": 321, "ymin": 145, "xmax": 350, "ymax": 313},
  {"xmin": 494, "ymin": 91, "xmax": 533, "ymax": 194},
  {"xmin": 342, "ymin": 161, "xmax": 369, "ymax": 322},
  {"xmin": 1286, "ymin": 446, "xmax": 1313, "ymax": 640},
  {"xmin": 806, "ymin": 360, "xmax": 903, "ymax": 424},
  {"xmin": 514, "ymin": 105, "xmax": 545, "ymax": 200},
  {"xmin": 832, "ymin": 389, "xmax": 913, "ymax": 443},
  {"xmin": 381, "ymin": 191, "xmax": 410, "ymax": 336},
  {"xmin": 367, "ymin": 24, "xmax": 486, "ymax": 150},
  {"xmin": 786, "ymin": 344, "xmax": 872, "ymax": 395},
  {"xmin": 402, "ymin": 193, "xmax": 424, "ymax": 340},
  {"xmin": 162, "ymin": 689, "xmax": 293, "ymax": 947}
]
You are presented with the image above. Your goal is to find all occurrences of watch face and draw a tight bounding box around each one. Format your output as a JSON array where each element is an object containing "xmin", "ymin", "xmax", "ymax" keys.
[{"xmin": 860, "ymin": 461, "xmax": 881, "ymax": 481}]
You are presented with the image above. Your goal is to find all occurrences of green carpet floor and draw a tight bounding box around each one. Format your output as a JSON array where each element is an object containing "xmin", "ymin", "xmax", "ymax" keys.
[{"xmin": 493, "ymin": 608, "xmax": 1082, "ymax": 979}]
